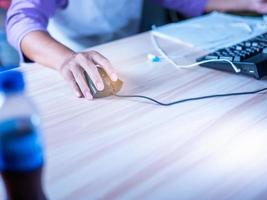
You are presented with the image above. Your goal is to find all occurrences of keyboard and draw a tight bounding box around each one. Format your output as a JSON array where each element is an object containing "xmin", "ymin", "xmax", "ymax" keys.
[{"xmin": 196, "ymin": 32, "xmax": 267, "ymax": 79}]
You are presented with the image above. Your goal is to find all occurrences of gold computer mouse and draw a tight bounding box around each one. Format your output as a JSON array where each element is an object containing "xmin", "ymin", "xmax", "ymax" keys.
[{"xmin": 85, "ymin": 67, "xmax": 123, "ymax": 98}]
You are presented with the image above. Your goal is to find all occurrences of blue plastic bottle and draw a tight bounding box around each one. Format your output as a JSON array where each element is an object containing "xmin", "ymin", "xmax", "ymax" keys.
[{"xmin": 0, "ymin": 70, "xmax": 46, "ymax": 200}]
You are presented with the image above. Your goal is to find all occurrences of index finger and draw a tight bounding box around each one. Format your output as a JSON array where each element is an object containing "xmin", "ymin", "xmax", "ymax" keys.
[{"xmin": 89, "ymin": 51, "xmax": 118, "ymax": 81}]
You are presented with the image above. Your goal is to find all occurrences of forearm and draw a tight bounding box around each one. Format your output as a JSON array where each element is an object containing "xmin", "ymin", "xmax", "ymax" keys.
[
  {"xmin": 21, "ymin": 31, "xmax": 74, "ymax": 70},
  {"xmin": 206, "ymin": 0, "xmax": 247, "ymax": 12}
]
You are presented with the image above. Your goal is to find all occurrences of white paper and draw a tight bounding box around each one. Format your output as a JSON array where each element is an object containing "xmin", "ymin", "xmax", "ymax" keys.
[{"xmin": 153, "ymin": 12, "xmax": 267, "ymax": 52}]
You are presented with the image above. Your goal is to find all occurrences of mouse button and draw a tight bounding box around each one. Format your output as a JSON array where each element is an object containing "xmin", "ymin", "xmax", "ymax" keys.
[
  {"xmin": 102, "ymin": 76, "xmax": 111, "ymax": 87},
  {"xmin": 97, "ymin": 68, "xmax": 112, "ymax": 86},
  {"xmin": 100, "ymin": 71, "xmax": 107, "ymax": 79},
  {"xmin": 97, "ymin": 67, "xmax": 107, "ymax": 76},
  {"xmin": 93, "ymin": 90, "xmax": 113, "ymax": 98},
  {"xmin": 111, "ymin": 79, "xmax": 123, "ymax": 94}
]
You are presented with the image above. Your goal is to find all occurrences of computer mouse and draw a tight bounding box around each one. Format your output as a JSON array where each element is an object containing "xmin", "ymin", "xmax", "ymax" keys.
[{"xmin": 85, "ymin": 67, "xmax": 123, "ymax": 98}]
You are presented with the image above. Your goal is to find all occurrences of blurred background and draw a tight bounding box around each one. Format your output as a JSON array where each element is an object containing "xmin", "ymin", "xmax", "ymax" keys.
[
  {"xmin": 0, "ymin": 0, "xmax": 259, "ymax": 71},
  {"xmin": 0, "ymin": 0, "xmax": 181, "ymax": 71},
  {"xmin": 0, "ymin": 0, "xmax": 19, "ymax": 70}
]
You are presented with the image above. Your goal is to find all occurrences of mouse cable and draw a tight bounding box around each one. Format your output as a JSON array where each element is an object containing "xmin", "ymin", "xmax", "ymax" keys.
[
  {"xmin": 114, "ymin": 87, "xmax": 267, "ymax": 106},
  {"xmin": 150, "ymin": 26, "xmax": 241, "ymax": 73}
]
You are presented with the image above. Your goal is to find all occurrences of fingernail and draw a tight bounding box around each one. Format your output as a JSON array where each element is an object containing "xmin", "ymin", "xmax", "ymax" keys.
[
  {"xmin": 97, "ymin": 81, "xmax": 104, "ymax": 91},
  {"xmin": 111, "ymin": 73, "xmax": 118, "ymax": 81}
]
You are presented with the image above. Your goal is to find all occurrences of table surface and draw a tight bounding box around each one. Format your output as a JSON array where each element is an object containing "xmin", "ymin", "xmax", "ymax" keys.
[{"xmin": 1, "ymin": 32, "xmax": 267, "ymax": 200}]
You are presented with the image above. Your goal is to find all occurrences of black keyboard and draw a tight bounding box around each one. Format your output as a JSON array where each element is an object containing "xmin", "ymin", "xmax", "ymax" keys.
[{"xmin": 196, "ymin": 32, "xmax": 267, "ymax": 79}]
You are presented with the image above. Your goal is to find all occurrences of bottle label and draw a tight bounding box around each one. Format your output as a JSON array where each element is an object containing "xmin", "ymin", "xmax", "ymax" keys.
[{"xmin": 0, "ymin": 117, "xmax": 44, "ymax": 171}]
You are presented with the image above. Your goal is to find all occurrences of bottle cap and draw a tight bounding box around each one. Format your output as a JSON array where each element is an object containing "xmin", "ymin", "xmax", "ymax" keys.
[{"xmin": 0, "ymin": 70, "xmax": 25, "ymax": 94}]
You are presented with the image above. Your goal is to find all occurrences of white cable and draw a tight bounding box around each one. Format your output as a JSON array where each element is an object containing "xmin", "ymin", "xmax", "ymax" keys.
[
  {"xmin": 150, "ymin": 29, "xmax": 241, "ymax": 73},
  {"xmin": 178, "ymin": 58, "xmax": 241, "ymax": 73},
  {"xmin": 150, "ymin": 30, "xmax": 179, "ymax": 68}
]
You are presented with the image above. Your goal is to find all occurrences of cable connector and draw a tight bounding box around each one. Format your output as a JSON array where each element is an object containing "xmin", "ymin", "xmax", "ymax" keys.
[{"xmin": 147, "ymin": 54, "xmax": 161, "ymax": 63}]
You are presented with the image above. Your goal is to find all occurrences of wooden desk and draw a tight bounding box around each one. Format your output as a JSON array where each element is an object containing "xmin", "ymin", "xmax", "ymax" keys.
[{"xmin": 1, "ymin": 32, "xmax": 267, "ymax": 200}]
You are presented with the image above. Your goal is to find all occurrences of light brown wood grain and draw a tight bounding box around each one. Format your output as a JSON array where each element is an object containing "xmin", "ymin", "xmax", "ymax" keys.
[{"xmin": 1, "ymin": 32, "xmax": 267, "ymax": 200}]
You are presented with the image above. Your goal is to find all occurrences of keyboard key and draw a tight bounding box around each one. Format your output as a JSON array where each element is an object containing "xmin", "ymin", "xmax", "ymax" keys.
[
  {"xmin": 252, "ymin": 42, "xmax": 259, "ymax": 47},
  {"xmin": 204, "ymin": 55, "xmax": 218, "ymax": 60},
  {"xmin": 235, "ymin": 46, "xmax": 243, "ymax": 50},
  {"xmin": 219, "ymin": 56, "xmax": 233, "ymax": 61},
  {"xmin": 262, "ymin": 48, "xmax": 267, "ymax": 54},
  {"xmin": 245, "ymin": 42, "xmax": 252, "ymax": 47},
  {"xmin": 233, "ymin": 56, "xmax": 241, "ymax": 62},
  {"xmin": 205, "ymin": 55, "xmax": 219, "ymax": 60}
]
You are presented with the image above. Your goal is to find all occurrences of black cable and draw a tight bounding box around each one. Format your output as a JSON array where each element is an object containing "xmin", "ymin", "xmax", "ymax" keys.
[{"xmin": 114, "ymin": 87, "xmax": 267, "ymax": 106}]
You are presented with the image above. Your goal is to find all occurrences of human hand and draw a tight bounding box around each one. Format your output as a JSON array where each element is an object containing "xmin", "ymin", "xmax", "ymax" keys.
[
  {"xmin": 59, "ymin": 51, "xmax": 118, "ymax": 99},
  {"xmin": 247, "ymin": 0, "xmax": 267, "ymax": 13},
  {"xmin": 206, "ymin": 0, "xmax": 267, "ymax": 13}
]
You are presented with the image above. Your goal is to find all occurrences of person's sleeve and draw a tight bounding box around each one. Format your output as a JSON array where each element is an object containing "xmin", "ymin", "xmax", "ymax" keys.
[
  {"xmin": 154, "ymin": 0, "xmax": 208, "ymax": 17},
  {"xmin": 6, "ymin": 0, "xmax": 67, "ymax": 61}
]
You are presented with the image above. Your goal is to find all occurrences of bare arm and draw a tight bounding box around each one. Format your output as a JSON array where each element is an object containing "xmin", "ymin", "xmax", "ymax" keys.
[
  {"xmin": 206, "ymin": 0, "xmax": 267, "ymax": 13},
  {"xmin": 21, "ymin": 31, "xmax": 118, "ymax": 99},
  {"xmin": 21, "ymin": 31, "xmax": 74, "ymax": 70},
  {"xmin": 7, "ymin": 0, "xmax": 118, "ymax": 100}
]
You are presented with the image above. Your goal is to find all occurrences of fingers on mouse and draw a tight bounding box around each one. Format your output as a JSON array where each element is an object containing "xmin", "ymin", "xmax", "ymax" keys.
[{"xmin": 85, "ymin": 67, "xmax": 123, "ymax": 98}]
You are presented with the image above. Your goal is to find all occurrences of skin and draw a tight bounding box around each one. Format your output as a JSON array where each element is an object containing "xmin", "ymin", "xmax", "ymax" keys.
[
  {"xmin": 21, "ymin": 31, "xmax": 118, "ymax": 100},
  {"xmin": 21, "ymin": 0, "xmax": 267, "ymax": 100},
  {"xmin": 206, "ymin": 0, "xmax": 267, "ymax": 13}
]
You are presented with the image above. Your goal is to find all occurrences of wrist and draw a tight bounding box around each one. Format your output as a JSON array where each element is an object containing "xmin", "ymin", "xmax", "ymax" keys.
[{"xmin": 57, "ymin": 51, "xmax": 76, "ymax": 71}]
